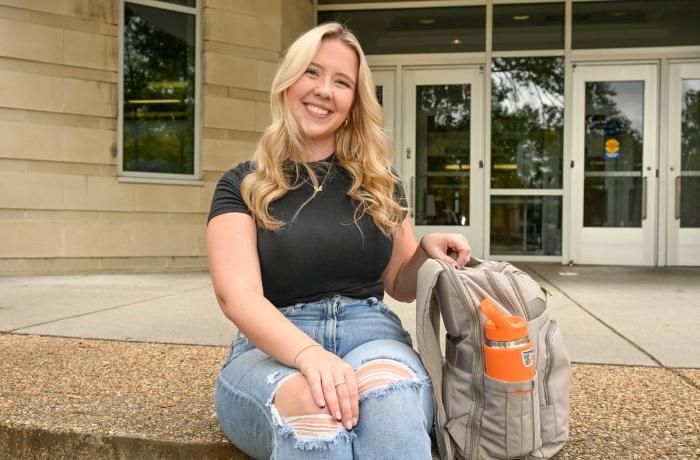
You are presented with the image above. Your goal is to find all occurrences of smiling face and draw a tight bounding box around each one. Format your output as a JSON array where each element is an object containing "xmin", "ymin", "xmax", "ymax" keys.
[{"xmin": 286, "ymin": 38, "xmax": 359, "ymax": 159}]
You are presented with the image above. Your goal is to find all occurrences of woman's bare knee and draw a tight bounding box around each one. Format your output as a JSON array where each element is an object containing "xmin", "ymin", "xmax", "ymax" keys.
[
  {"xmin": 274, "ymin": 374, "xmax": 331, "ymax": 417},
  {"xmin": 273, "ymin": 374, "xmax": 347, "ymax": 441}
]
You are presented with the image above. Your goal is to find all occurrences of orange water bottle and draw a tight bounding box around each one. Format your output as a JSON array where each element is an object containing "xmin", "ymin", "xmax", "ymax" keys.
[{"xmin": 480, "ymin": 298, "xmax": 535, "ymax": 382}]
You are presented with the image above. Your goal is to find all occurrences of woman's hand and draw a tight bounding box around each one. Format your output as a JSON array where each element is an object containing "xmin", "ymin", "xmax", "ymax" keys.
[
  {"xmin": 420, "ymin": 233, "xmax": 472, "ymax": 268},
  {"xmin": 294, "ymin": 345, "xmax": 359, "ymax": 430}
]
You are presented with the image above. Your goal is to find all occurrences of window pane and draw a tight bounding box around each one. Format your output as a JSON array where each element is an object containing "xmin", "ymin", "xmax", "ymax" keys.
[
  {"xmin": 573, "ymin": 0, "xmax": 700, "ymax": 49},
  {"xmin": 493, "ymin": 2, "xmax": 564, "ymax": 51},
  {"xmin": 415, "ymin": 84, "xmax": 471, "ymax": 226},
  {"xmin": 123, "ymin": 3, "xmax": 196, "ymax": 174},
  {"xmin": 319, "ymin": 0, "xmax": 408, "ymax": 3},
  {"xmin": 584, "ymin": 176, "xmax": 642, "ymax": 227},
  {"xmin": 680, "ymin": 178, "xmax": 700, "ymax": 228},
  {"xmin": 161, "ymin": 0, "xmax": 195, "ymax": 6},
  {"xmin": 681, "ymin": 79, "xmax": 700, "ymax": 228},
  {"xmin": 318, "ymin": 6, "xmax": 485, "ymax": 54},
  {"xmin": 490, "ymin": 196, "xmax": 562, "ymax": 256},
  {"xmin": 583, "ymin": 81, "xmax": 644, "ymax": 227},
  {"xmin": 376, "ymin": 84, "xmax": 383, "ymax": 107},
  {"xmin": 491, "ymin": 57, "xmax": 564, "ymax": 189},
  {"xmin": 681, "ymin": 80, "xmax": 700, "ymax": 172}
]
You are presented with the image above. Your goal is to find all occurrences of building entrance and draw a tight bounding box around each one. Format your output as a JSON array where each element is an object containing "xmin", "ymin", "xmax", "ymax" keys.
[
  {"xmin": 401, "ymin": 68, "xmax": 485, "ymax": 257},
  {"xmin": 667, "ymin": 62, "xmax": 700, "ymax": 266},
  {"xmin": 371, "ymin": 60, "xmax": 698, "ymax": 266},
  {"xmin": 571, "ymin": 64, "xmax": 658, "ymax": 265}
]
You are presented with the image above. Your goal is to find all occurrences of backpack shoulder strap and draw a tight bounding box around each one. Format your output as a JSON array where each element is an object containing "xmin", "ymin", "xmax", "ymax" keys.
[{"xmin": 416, "ymin": 258, "xmax": 452, "ymax": 459}]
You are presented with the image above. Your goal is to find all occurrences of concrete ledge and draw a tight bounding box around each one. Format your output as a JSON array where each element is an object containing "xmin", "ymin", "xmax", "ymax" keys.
[
  {"xmin": 0, "ymin": 424, "xmax": 242, "ymax": 460},
  {"xmin": 1, "ymin": 333, "xmax": 697, "ymax": 459},
  {"xmin": 0, "ymin": 333, "xmax": 245, "ymax": 459}
]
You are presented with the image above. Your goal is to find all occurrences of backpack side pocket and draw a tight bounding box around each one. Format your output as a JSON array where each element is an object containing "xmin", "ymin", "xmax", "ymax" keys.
[
  {"xmin": 444, "ymin": 362, "xmax": 475, "ymax": 457},
  {"xmin": 536, "ymin": 320, "xmax": 571, "ymax": 458},
  {"xmin": 478, "ymin": 373, "xmax": 542, "ymax": 459}
]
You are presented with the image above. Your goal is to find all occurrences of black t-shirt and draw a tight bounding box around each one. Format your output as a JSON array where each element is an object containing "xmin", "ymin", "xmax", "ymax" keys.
[{"xmin": 207, "ymin": 153, "xmax": 408, "ymax": 308}]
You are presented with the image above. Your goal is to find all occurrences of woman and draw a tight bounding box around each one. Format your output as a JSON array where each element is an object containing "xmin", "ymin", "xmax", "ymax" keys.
[{"xmin": 207, "ymin": 22, "xmax": 471, "ymax": 459}]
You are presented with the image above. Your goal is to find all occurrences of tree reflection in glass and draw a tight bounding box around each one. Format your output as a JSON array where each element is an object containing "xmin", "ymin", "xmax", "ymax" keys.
[
  {"xmin": 681, "ymin": 79, "xmax": 700, "ymax": 227},
  {"xmin": 123, "ymin": 4, "xmax": 196, "ymax": 174},
  {"xmin": 491, "ymin": 56, "xmax": 564, "ymax": 189},
  {"xmin": 490, "ymin": 196, "xmax": 562, "ymax": 255},
  {"xmin": 583, "ymin": 81, "xmax": 644, "ymax": 227},
  {"xmin": 415, "ymin": 84, "xmax": 470, "ymax": 226}
]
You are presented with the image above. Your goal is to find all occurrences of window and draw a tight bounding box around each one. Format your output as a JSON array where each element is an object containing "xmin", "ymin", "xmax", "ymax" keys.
[
  {"xmin": 680, "ymin": 79, "xmax": 700, "ymax": 228},
  {"xmin": 573, "ymin": 0, "xmax": 700, "ymax": 49},
  {"xmin": 318, "ymin": 6, "xmax": 486, "ymax": 54},
  {"xmin": 120, "ymin": 0, "xmax": 198, "ymax": 178},
  {"xmin": 490, "ymin": 55, "xmax": 564, "ymax": 257},
  {"xmin": 491, "ymin": 56, "xmax": 564, "ymax": 189},
  {"xmin": 490, "ymin": 196, "xmax": 562, "ymax": 256},
  {"xmin": 493, "ymin": 2, "xmax": 564, "ymax": 51}
]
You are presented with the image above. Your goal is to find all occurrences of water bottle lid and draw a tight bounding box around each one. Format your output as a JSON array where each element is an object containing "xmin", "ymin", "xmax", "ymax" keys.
[{"xmin": 481, "ymin": 298, "xmax": 529, "ymax": 342}]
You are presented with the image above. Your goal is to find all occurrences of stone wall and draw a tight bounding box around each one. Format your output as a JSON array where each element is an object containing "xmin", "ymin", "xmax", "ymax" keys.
[{"xmin": 0, "ymin": 0, "xmax": 314, "ymax": 275}]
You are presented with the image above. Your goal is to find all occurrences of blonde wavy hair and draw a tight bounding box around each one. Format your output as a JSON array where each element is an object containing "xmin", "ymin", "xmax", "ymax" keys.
[{"xmin": 239, "ymin": 22, "xmax": 409, "ymax": 238}]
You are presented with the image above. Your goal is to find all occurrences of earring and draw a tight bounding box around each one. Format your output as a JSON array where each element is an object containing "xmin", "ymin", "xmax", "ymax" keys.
[{"xmin": 343, "ymin": 118, "xmax": 350, "ymax": 128}]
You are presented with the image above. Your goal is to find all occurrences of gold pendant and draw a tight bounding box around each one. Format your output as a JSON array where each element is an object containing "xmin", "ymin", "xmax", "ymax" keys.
[{"xmin": 314, "ymin": 186, "xmax": 322, "ymax": 192}]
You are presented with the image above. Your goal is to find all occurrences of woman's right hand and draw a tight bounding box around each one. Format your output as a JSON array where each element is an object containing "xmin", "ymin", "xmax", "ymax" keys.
[{"xmin": 294, "ymin": 345, "xmax": 359, "ymax": 430}]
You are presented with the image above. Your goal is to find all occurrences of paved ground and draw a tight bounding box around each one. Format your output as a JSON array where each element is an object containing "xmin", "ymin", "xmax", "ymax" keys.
[
  {"xmin": 1, "ymin": 263, "xmax": 699, "ymax": 458},
  {"xmin": 2, "ymin": 263, "xmax": 698, "ymax": 368}
]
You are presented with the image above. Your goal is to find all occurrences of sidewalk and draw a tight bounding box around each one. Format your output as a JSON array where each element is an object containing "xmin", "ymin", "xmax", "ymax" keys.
[{"xmin": 1, "ymin": 263, "xmax": 699, "ymax": 458}]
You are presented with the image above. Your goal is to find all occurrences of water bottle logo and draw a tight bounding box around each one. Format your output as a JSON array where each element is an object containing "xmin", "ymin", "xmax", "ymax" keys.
[{"xmin": 521, "ymin": 348, "xmax": 534, "ymax": 367}]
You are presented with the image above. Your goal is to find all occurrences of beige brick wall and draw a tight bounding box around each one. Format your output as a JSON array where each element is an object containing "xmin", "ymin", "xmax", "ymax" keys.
[{"xmin": 0, "ymin": 0, "xmax": 315, "ymax": 275}]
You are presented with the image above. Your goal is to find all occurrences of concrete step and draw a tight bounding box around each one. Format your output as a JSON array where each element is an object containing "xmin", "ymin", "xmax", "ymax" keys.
[
  {"xmin": 1, "ymin": 333, "xmax": 245, "ymax": 459},
  {"xmin": 2, "ymin": 333, "xmax": 697, "ymax": 459},
  {"xmin": 0, "ymin": 332, "xmax": 431, "ymax": 459},
  {"xmin": 1, "ymin": 424, "xmax": 240, "ymax": 459}
]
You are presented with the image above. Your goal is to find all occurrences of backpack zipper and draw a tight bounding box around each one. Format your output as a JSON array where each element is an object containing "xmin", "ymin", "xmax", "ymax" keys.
[
  {"xmin": 484, "ymin": 271, "xmax": 518, "ymax": 317},
  {"xmin": 441, "ymin": 260, "xmax": 482, "ymax": 460},
  {"xmin": 506, "ymin": 271, "xmax": 532, "ymax": 321},
  {"xmin": 543, "ymin": 320, "xmax": 557, "ymax": 406}
]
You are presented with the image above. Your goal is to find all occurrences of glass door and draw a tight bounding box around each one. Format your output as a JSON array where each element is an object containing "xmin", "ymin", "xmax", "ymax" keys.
[
  {"xmin": 402, "ymin": 68, "xmax": 484, "ymax": 256},
  {"xmin": 571, "ymin": 64, "xmax": 658, "ymax": 265},
  {"xmin": 667, "ymin": 62, "xmax": 700, "ymax": 266},
  {"xmin": 372, "ymin": 69, "xmax": 396, "ymax": 156}
]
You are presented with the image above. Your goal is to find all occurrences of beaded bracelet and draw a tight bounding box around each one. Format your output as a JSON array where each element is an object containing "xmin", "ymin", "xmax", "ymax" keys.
[{"xmin": 292, "ymin": 343, "xmax": 321, "ymax": 368}]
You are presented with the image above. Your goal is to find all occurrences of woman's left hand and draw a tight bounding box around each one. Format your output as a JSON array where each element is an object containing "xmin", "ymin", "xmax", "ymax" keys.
[{"xmin": 420, "ymin": 233, "xmax": 471, "ymax": 268}]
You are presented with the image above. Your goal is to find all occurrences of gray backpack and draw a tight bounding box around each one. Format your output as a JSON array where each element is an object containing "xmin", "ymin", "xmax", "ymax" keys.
[{"xmin": 416, "ymin": 258, "xmax": 571, "ymax": 460}]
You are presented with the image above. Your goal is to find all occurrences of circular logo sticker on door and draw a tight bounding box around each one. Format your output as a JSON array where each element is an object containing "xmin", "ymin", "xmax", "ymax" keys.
[
  {"xmin": 603, "ymin": 118, "xmax": 621, "ymax": 159},
  {"xmin": 604, "ymin": 138, "xmax": 621, "ymax": 159}
]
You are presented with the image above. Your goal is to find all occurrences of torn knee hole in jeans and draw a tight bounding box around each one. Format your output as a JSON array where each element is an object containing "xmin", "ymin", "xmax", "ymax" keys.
[
  {"xmin": 356, "ymin": 358, "xmax": 426, "ymax": 401},
  {"xmin": 267, "ymin": 370, "xmax": 355, "ymax": 450}
]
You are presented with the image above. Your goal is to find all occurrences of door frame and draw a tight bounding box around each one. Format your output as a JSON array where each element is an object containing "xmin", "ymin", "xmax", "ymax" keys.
[
  {"xmin": 401, "ymin": 66, "xmax": 485, "ymax": 257},
  {"xmin": 666, "ymin": 61, "xmax": 700, "ymax": 266},
  {"xmin": 570, "ymin": 63, "xmax": 659, "ymax": 266},
  {"xmin": 371, "ymin": 68, "xmax": 397, "ymax": 169}
]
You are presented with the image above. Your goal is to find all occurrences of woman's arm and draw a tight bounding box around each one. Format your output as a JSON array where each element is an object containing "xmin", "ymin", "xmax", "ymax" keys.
[
  {"xmin": 207, "ymin": 213, "xmax": 310, "ymax": 365},
  {"xmin": 382, "ymin": 217, "xmax": 472, "ymax": 303},
  {"xmin": 382, "ymin": 217, "xmax": 428, "ymax": 303}
]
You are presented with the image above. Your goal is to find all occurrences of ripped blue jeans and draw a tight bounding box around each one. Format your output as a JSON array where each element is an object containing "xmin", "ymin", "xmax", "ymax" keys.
[{"xmin": 215, "ymin": 295, "xmax": 434, "ymax": 459}]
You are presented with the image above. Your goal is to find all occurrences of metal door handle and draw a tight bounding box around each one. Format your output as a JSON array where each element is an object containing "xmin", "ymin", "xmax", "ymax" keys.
[
  {"xmin": 675, "ymin": 176, "xmax": 681, "ymax": 220},
  {"xmin": 642, "ymin": 176, "xmax": 647, "ymax": 220},
  {"xmin": 410, "ymin": 176, "xmax": 415, "ymax": 218}
]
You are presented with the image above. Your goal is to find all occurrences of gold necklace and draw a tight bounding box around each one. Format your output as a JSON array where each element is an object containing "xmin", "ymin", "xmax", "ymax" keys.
[{"xmin": 299, "ymin": 155, "xmax": 335, "ymax": 192}]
